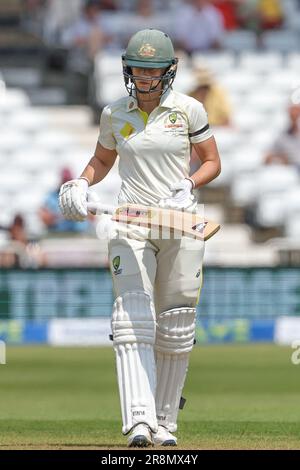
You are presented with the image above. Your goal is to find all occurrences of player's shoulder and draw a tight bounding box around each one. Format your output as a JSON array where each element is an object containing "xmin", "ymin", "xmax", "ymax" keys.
[
  {"xmin": 171, "ymin": 90, "xmax": 206, "ymax": 112},
  {"xmin": 103, "ymin": 96, "xmax": 129, "ymax": 115}
]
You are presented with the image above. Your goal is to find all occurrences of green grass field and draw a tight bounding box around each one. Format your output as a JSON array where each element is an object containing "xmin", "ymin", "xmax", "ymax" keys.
[{"xmin": 0, "ymin": 344, "xmax": 300, "ymax": 449}]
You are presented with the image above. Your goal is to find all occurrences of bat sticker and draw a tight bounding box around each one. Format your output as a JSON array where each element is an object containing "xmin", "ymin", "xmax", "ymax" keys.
[{"xmin": 192, "ymin": 221, "xmax": 208, "ymax": 233}]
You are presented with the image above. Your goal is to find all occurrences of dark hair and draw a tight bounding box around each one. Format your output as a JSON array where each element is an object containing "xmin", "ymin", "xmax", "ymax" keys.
[
  {"xmin": 85, "ymin": 0, "xmax": 100, "ymax": 8},
  {"xmin": 13, "ymin": 214, "xmax": 25, "ymax": 227}
]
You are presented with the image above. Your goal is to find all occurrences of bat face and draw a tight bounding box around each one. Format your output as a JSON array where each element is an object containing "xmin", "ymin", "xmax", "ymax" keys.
[{"xmin": 113, "ymin": 204, "xmax": 220, "ymax": 241}]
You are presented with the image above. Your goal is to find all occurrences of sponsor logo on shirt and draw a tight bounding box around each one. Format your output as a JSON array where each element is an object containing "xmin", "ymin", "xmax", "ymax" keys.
[
  {"xmin": 112, "ymin": 256, "xmax": 122, "ymax": 275},
  {"xmin": 164, "ymin": 112, "xmax": 185, "ymax": 133},
  {"xmin": 169, "ymin": 112, "xmax": 178, "ymax": 124}
]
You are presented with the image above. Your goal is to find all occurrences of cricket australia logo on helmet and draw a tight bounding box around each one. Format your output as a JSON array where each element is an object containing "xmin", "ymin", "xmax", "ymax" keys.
[{"xmin": 138, "ymin": 43, "xmax": 156, "ymax": 58}]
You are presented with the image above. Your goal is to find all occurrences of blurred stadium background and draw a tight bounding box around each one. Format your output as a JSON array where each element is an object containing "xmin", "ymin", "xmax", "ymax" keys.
[{"xmin": 0, "ymin": 0, "xmax": 300, "ymax": 449}]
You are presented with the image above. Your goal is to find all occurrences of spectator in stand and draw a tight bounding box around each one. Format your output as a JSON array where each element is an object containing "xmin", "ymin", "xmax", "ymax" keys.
[
  {"xmin": 9, "ymin": 215, "xmax": 45, "ymax": 267},
  {"xmin": 39, "ymin": 168, "xmax": 93, "ymax": 234},
  {"xmin": 237, "ymin": 0, "xmax": 283, "ymax": 32},
  {"xmin": 152, "ymin": 0, "xmax": 181, "ymax": 11},
  {"xmin": 264, "ymin": 104, "xmax": 300, "ymax": 170},
  {"xmin": 188, "ymin": 66, "xmax": 231, "ymax": 185},
  {"xmin": 189, "ymin": 67, "xmax": 232, "ymax": 127},
  {"xmin": 100, "ymin": 0, "xmax": 118, "ymax": 10},
  {"xmin": 136, "ymin": 0, "xmax": 153, "ymax": 17},
  {"xmin": 122, "ymin": 0, "xmax": 161, "ymax": 49},
  {"xmin": 0, "ymin": 215, "xmax": 46, "ymax": 268},
  {"xmin": 236, "ymin": 0, "xmax": 260, "ymax": 31},
  {"xmin": 61, "ymin": 0, "xmax": 113, "ymax": 61},
  {"xmin": 175, "ymin": 0, "xmax": 225, "ymax": 53},
  {"xmin": 9, "ymin": 214, "xmax": 28, "ymax": 247},
  {"xmin": 257, "ymin": 0, "xmax": 284, "ymax": 29},
  {"xmin": 43, "ymin": 0, "xmax": 83, "ymax": 44},
  {"xmin": 61, "ymin": 0, "xmax": 117, "ymax": 102},
  {"xmin": 128, "ymin": 0, "xmax": 155, "ymax": 32},
  {"xmin": 212, "ymin": 0, "xmax": 241, "ymax": 30},
  {"xmin": 0, "ymin": 215, "xmax": 28, "ymax": 268},
  {"xmin": 21, "ymin": 0, "xmax": 47, "ymax": 37}
]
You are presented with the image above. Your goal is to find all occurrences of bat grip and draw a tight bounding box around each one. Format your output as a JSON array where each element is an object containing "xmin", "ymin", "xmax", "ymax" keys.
[{"xmin": 87, "ymin": 202, "xmax": 115, "ymax": 215}]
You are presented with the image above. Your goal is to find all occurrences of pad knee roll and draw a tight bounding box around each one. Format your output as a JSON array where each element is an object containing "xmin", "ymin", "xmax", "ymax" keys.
[
  {"xmin": 112, "ymin": 290, "xmax": 156, "ymax": 346},
  {"xmin": 155, "ymin": 307, "xmax": 196, "ymax": 355}
]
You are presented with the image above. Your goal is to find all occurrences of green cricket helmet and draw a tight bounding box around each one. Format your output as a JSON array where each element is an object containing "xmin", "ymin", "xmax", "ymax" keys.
[{"xmin": 122, "ymin": 29, "xmax": 178, "ymax": 98}]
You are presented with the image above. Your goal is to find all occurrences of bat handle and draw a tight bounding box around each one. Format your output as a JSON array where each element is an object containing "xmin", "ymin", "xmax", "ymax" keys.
[{"xmin": 87, "ymin": 202, "xmax": 115, "ymax": 215}]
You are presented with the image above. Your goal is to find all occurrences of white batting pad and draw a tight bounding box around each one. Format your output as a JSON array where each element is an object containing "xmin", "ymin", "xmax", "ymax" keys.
[
  {"xmin": 111, "ymin": 291, "xmax": 158, "ymax": 434},
  {"xmin": 155, "ymin": 307, "xmax": 196, "ymax": 432}
]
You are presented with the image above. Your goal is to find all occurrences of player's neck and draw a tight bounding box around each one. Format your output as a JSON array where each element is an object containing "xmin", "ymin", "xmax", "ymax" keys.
[
  {"xmin": 137, "ymin": 98, "xmax": 160, "ymax": 115},
  {"xmin": 136, "ymin": 91, "xmax": 161, "ymax": 115}
]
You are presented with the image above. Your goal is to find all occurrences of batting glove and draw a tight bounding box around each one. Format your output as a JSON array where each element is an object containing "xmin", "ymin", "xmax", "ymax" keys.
[
  {"xmin": 58, "ymin": 178, "xmax": 89, "ymax": 221},
  {"xmin": 159, "ymin": 178, "xmax": 195, "ymax": 210}
]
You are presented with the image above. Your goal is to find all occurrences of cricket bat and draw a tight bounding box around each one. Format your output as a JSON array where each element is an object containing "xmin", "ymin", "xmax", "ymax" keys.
[{"xmin": 87, "ymin": 202, "xmax": 220, "ymax": 241}]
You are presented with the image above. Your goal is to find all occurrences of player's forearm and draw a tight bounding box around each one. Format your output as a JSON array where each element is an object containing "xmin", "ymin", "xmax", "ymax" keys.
[
  {"xmin": 190, "ymin": 160, "xmax": 221, "ymax": 189},
  {"xmin": 80, "ymin": 156, "xmax": 112, "ymax": 186}
]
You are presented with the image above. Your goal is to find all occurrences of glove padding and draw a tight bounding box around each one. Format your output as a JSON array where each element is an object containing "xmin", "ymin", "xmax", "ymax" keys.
[
  {"xmin": 159, "ymin": 179, "xmax": 195, "ymax": 210},
  {"xmin": 58, "ymin": 178, "xmax": 89, "ymax": 221}
]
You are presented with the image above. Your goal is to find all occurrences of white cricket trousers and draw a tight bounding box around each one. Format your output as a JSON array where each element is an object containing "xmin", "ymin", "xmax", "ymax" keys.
[{"xmin": 108, "ymin": 224, "xmax": 205, "ymax": 314}]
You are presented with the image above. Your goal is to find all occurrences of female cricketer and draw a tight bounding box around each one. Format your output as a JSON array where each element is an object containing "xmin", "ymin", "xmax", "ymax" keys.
[{"xmin": 59, "ymin": 29, "xmax": 221, "ymax": 447}]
